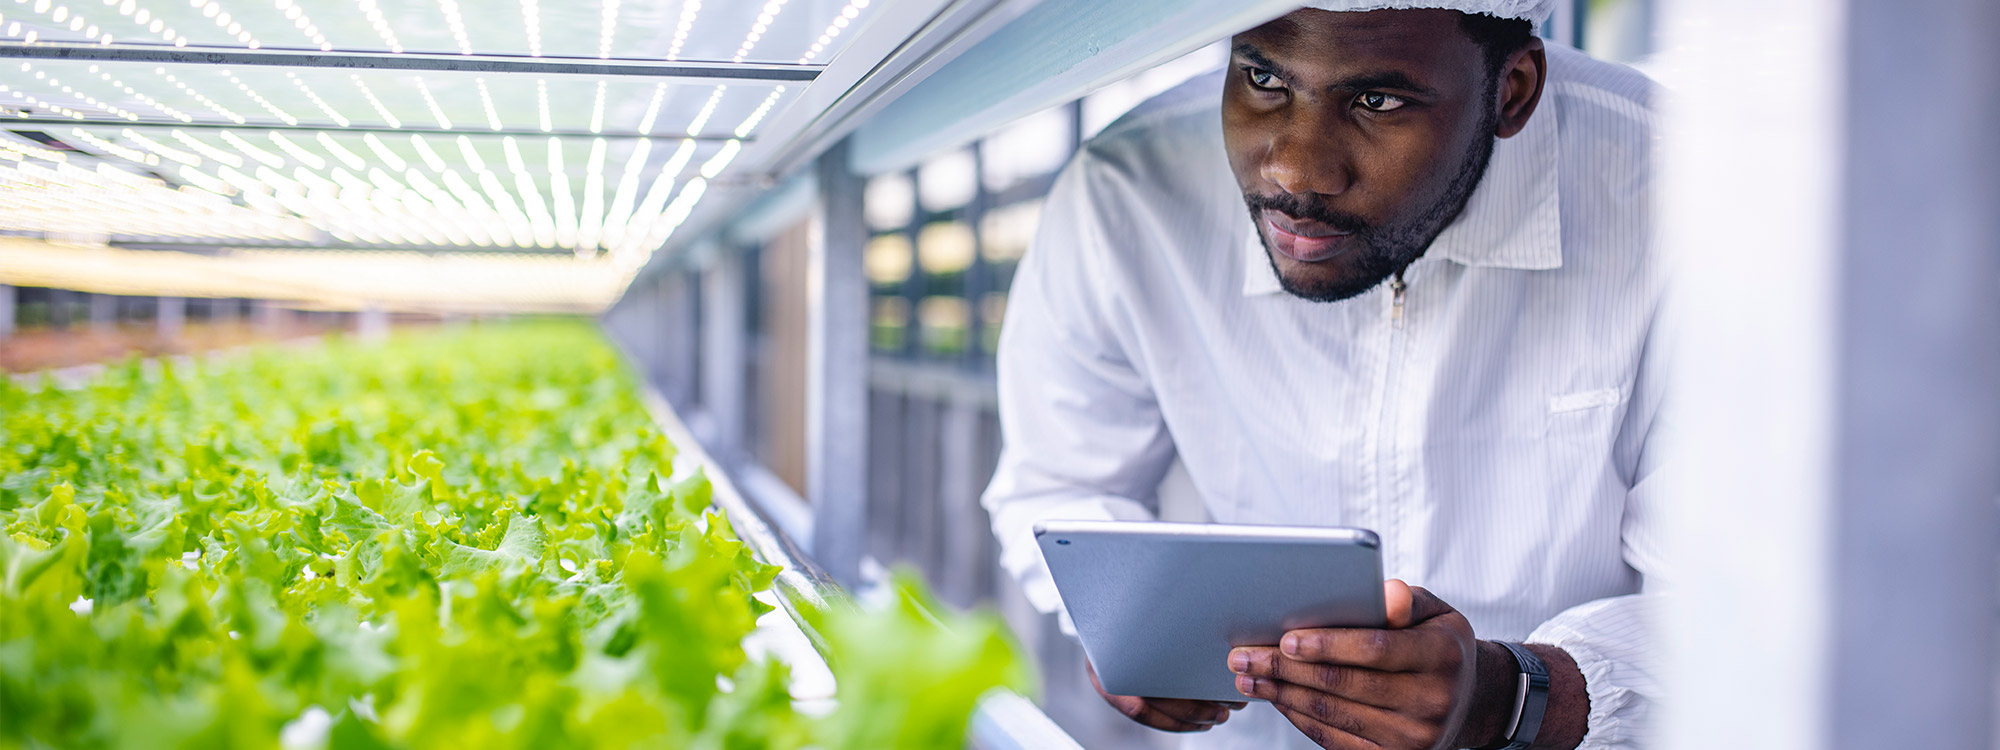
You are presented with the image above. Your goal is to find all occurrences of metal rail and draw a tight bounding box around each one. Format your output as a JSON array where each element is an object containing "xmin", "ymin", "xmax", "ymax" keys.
[
  {"xmin": 10, "ymin": 118, "xmax": 751, "ymax": 141},
  {"xmin": 0, "ymin": 43, "xmax": 820, "ymax": 81}
]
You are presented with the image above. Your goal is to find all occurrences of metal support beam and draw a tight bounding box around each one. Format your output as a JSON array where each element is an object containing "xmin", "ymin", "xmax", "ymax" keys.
[
  {"xmin": 0, "ymin": 43, "xmax": 819, "ymax": 81},
  {"xmin": 702, "ymin": 253, "xmax": 748, "ymax": 466},
  {"xmin": 806, "ymin": 140, "xmax": 870, "ymax": 586}
]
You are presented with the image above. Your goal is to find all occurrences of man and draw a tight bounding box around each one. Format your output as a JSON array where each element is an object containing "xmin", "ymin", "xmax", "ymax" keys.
[{"xmin": 981, "ymin": 1, "xmax": 1663, "ymax": 749}]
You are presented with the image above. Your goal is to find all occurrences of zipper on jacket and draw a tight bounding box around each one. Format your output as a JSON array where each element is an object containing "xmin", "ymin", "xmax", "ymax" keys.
[{"xmin": 1390, "ymin": 271, "xmax": 1407, "ymax": 328}]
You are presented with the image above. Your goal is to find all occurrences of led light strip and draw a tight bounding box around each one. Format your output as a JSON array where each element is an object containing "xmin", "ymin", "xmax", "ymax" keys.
[
  {"xmin": 596, "ymin": 137, "xmax": 650, "ymax": 249},
  {"xmin": 665, "ymin": 0, "xmax": 700, "ymax": 61},
  {"xmin": 19, "ymin": 63, "xmax": 139, "ymax": 121},
  {"xmin": 170, "ymin": 130, "xmax": 244, "ymax": 167},
  {"xmin": 354, "ymin": 0, "xmax": 403, "ymax": 53},
  {"xmin": 597, "ymin": 0, "xmax": 617, "ymax": 58},
  {"xmin": 219, "ymin": 130, "xmax": 285, "ymax": 167},
  {"xmin": 121, "ymin": 129, "xmax": 201, "ymax": 165},
  {"xmin": 683, "ymin": 85, "xmax": 725, "ymax": 136},
  {"xmin": 286, "ymin": 71, "xmax": 349, "ymax": 127},
  {"xmin": 272, "ymin": 0, "xmax": 331, "ymax": 51},
  {"xmin": 156, "ymin": 67, "xmax": 246, "ymax": 124},
  {"xmin": 587, "ymin": 80, "xmax": 606, "ymax": 134},
  {"xmin": 476, "ymin": 78, "xmax": 502, "ymax": 131},
  {"xmin": 97, "ymin": 0, "xmax": 187, "ymax": 46},
  {"xmin": 316, "ymin": 132, "xmax": 364, "ymax": 169},
  {"xmin": 68, "ymin": 127, "xmax": 154, "ymax": 164},
  {"xmin": 798, "ymin": 0, "xmax": 870, "ymax": 64},
  {"xmin": 535, "ymin": 79, "xmax": 551, "ymax": 133},
  {"xmin": 518, "ymin": 0, "xmax": 541, "ymax": 57},
  {"xmin": 575, "ymin": 137, "xmax": 606, "ymax": 255},
  {"xmin": 733, "ymin": 85, "xmax": 785, "ymax": 138},
  {"xmin": 221, "ymin": 69, "xmax": 298, "ymax": 125},
  {"xmin": 88, "ymin": 64, "xmax": 192, "ymax": 122},
  {"xmin": 189, "ymin": 0, "xmax": 260, "ymax": 47},
  {"xmin": 730, "ymin": 0, "xmax": 788, "ymax": 63},
  {"xmin": 504, "ymin": 136, "xmax": 556, "ymax": 247},
  {"xmin": 547, "ymin": 138, "xmax": 577, "ymax": 248},
  {"xmin": 5, "ymin": 81, "xmax": 88, "ymax": 121},
  {"xmin": 634, "ymin": 82, "xmax": 667, "ymax": 135},
  {"xmin": 350, "ymin": 74, "xmax": 401, "ymax": 128},
  {"xmin": 437, "ymin": 0, "xmax": 470, "ymax": 54},
  {"xmin": 414, "ymin": 78, "xmax": 451, "ymax": 130},
  {"xmin": 409, "ymin": 134, "xmax": 446, "ymax": 172},
  {"xmin": 11, "ymin": 0, "xmax": 113, "ymax": 44}
]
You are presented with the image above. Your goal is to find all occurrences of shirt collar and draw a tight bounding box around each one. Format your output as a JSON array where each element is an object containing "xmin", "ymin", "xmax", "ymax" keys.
[{"xmin": 1242, "ymin": 100, "xmax": 1564, "ymax": 297}]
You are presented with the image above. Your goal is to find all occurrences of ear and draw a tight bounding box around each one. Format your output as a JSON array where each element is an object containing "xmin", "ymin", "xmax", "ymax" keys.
[{"xmin": 1493, "ymin": 38, "xmax": 1547, "ymax": 139}]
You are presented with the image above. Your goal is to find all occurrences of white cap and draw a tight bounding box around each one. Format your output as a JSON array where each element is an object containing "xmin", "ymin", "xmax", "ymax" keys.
[{"xmin": 1297, "ymin": 0, "xmax": 1556, "ymax": 30}]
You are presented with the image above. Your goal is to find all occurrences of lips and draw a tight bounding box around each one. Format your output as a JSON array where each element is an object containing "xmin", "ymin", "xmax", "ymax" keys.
[{"xmin": 1262, "ymin": 209, "xmax": 1354, "ymax": 263}]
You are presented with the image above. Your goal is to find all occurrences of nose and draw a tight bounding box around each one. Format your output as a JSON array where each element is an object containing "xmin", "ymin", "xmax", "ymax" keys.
[{"xmin": 1258, "ymin": 115, "xmax": 1352, "ymax": 198}]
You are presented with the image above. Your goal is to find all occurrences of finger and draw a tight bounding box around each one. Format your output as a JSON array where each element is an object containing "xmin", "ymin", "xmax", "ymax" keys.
[
  {"xmin": 1273, "ymin": 627, "xmax": 1446, "ymax": 672},
  {"xmin": 1144, "ymin": 697, "xmax": 1236, "ymax": 726},
  {"xmin": 1241, "ymin": 675, "xmax": 1428, "ymax": 748},
  {"xmin": 1104, "ymin": 694, "xmax": 1213, "ymax": 732},
  {"xmin": 1383, "ymin": 579, "xmax": 1455, "ymax": 628},
  {"xmin": 1270, "ymin": 704, "xmax": 1380, "ymax": 750},
  {"xmin": 1230, "ymin": 646, "xmax": 1418, "ymax": 711}
]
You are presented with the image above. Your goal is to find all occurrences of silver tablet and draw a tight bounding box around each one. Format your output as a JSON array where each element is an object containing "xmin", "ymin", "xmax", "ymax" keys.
[{"xmin": 1034, "ymin": 519, "xmax": 1385, "ymax": 702}]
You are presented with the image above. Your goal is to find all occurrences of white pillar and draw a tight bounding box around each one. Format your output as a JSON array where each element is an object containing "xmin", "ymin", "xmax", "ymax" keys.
[
  {"xmin": 356, "ymin": 304, "xmax": 389, "ymax": 341},
  {"xmin": 702, "ymin": 253, "xmax": 747, "ymax": 464},
  {"xmin": 1658, "ymin": 0, "xmax": 2000, "ymax": 748},
  {"xmin": 806, "ymin": 140, "xmax": 870, "ymax": 585}
]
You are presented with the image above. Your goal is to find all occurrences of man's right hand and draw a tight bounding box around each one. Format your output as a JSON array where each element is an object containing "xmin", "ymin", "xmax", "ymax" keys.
[{"xmin": 1089, "ymin": 662, "xmax": 1245, "ymax": 732}]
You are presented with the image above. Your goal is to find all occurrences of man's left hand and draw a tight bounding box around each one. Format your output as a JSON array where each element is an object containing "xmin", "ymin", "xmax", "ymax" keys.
[{"xmin": 1228, "ymin": 579, "xmax": 1506, "ymax": 750}]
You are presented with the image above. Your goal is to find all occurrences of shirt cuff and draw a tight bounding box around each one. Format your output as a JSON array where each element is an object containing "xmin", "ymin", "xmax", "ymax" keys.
[{"xmin": 1525, "ymin": 599, "xmax": 1655, "ymax": 749}]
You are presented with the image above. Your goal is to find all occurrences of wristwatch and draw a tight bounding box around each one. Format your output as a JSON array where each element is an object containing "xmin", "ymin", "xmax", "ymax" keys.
[{"xmin": 1494, "ymin": 642, "xmax": 1549, "ymax": 750}]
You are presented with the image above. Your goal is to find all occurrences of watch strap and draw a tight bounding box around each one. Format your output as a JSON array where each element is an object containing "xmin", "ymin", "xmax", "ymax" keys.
[{"xmin": 1495, "ymin": 641, "xmax": 1550, "ymax": 750}]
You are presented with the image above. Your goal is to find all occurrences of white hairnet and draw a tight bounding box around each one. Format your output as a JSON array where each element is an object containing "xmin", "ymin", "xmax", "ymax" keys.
[{"xmin": 1296, "ymin": 0, "xmax": 1556, "ymax": 30}]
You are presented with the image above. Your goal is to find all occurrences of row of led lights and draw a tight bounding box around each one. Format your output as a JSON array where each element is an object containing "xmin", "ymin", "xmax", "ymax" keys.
[
  {"xmin": 7, "ymin": 54, "xmax": 780, "ymax": 256},
  {"xmin": 4, "ymin": 0, "xmax": 875, "ymax": 270},
  {"xmin": 1, "ymin": 107, "xmax": 745, "ymax": 254},
  {"xmin": 0, "ymin": 142, "xmax": 317, "ymax": 240},
  {"xmin": 13, "ymin": 59, "xmax": 786, "ymax": 146},
  {"xmin": 5, "ymin": 0, "xmax": 867, "ymax": 61}
]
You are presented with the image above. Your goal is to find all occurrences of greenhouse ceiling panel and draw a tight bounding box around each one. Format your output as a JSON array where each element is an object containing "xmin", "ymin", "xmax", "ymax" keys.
[{"xmin": 0, "ymin": 0, "xmax": 917, "ymax": 311}]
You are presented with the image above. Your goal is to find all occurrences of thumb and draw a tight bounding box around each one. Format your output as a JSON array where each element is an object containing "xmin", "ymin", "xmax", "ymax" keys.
[{"xmin": 1383, "ymin": 579, "xmax": 1454, "ymax": 628}]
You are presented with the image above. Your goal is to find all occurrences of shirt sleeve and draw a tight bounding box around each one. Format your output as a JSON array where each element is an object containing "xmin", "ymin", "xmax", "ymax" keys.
[
  {"xmin": 1526, "ymin": 290, "xmax": 1675, "ymax": 749},
  {"xmin": 980, "ymin": 154, "xmax": 1177, "ymax": 623}
]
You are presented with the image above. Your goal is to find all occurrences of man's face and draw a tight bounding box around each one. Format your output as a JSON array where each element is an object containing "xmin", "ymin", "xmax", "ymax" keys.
[{"xmin": 1223, "ymin": 9, "xmax": 1502, "ymax": 303}]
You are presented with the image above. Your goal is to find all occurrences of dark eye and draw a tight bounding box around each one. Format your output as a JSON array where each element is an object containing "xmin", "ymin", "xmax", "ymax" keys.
[
  {"xmin": 1356, "ymin": 92, "xmax": 1407, "ymax": 112},
  {"xmin": 1243, "ymin": 66, "xmax": 1283, "ymax": 92}
]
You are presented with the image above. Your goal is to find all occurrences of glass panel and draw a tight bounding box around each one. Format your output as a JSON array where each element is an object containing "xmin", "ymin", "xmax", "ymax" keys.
[{"xmin": 980, "ymin": 291, "xmax": 1007, "ymax": 355}]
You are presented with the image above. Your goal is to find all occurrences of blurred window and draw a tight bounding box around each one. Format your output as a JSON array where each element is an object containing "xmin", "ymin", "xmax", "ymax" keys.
[
  {"xmin": 917, "ymin": 149, "xmax": 978, "ymax": 213},
  {"xmin": 982, "ymin": 108, "xmax": 1074, "ymax": 194},
  {"xmin": 917, "ymin": 221, "xmax": 976, "ymax": 276},
  {"xmin": 979, "ymin": 200, "xmax": 1041, "ymax": 264},
  {"xmin": 917, "ymin": 295, "xmax": 969, "ymax": 356},
  {"xmin": 865, "ymin": 173, "xmax": 914, "ymax": 231},
  {"xmin": 865, "ymin": 233, "xmax": 914, "ymax": 286}
]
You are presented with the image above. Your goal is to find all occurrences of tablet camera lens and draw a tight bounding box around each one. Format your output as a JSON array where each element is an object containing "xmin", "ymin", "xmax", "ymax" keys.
[{"xmin": 1056, "ymin": 539, "xmax": 1070, "ymax": 545}]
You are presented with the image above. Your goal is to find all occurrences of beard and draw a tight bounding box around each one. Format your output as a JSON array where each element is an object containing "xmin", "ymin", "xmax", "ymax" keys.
[{"xmin": 1248, "ymin": 97, "xmax": 1502, "ymax": 303}]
